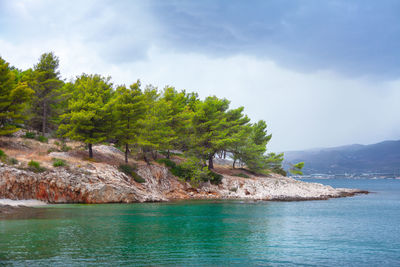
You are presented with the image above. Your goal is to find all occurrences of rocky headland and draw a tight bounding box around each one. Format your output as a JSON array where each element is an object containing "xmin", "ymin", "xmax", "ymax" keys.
[{"xmin": 0, "ymin": 136, "xmax": 368, "ymax": 204}]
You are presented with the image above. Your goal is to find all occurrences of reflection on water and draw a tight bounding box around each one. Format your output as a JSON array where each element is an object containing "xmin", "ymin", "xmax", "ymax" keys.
[{"xmin": 1, "ymin": 179, "xmax": 400, "ymax": 266}]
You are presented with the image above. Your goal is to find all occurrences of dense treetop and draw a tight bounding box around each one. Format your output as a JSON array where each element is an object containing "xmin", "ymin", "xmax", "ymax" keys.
[{"xmin": 0, "ymin": 52, "xmax": 298, "ymax": 181}]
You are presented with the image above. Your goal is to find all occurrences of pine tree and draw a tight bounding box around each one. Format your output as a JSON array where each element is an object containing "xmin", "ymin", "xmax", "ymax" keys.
[
  {"xmin": 58, "ymin": 74, "xmax": 114, "ymax": 158},
  {"xmin": 289, "ymin": 162, "xmax": 304, "ymax": 175},
  {"xmin": 27, "ymin": 52, "xmax": 64, "ymax": 135},
  {"xmin": 0, "ymin": 57, "xmax": 34, "ymax": 135},
  {"xmin": 265, "ymin": 152, "xmax": 286, "ymax": 175},
  {"xmin": 112, "ymin": 81, "xmax": 147, "ymax": 163},
  {"xmin": 160, "ymin": 87, "xmax": 193, "ymax": 158},
  {"xmin": 137, "ymin": 86, "xmax": 174, "ymax": 161},
  {"xmin": 191, "ymin": 96, "xmax": 248, "ymax": 169},
  {"xmin": 229, "ymin": 120, "xmax": 273, "ymax": 172}
]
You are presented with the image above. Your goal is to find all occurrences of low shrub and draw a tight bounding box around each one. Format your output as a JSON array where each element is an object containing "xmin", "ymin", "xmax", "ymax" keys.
[
  {"xmin": 37, "ymin": 135, "xmax": 48, "ymax": 143},
  {"xmin": 234, "ymin": 173, "xmax": 250, "ymax": 178},
  {"xmin": 61, "ymin": 143, "xmax": 71, "ymax": 152},
  {"xmin": 118, "ymin": 164, "xmax": 145, "ymax": 183},
  {"xmin": 132, "ymin": 172, "xmax": 146, "ymax": 183},
  {"xmin": 156, "ymin": 158, "xmax": 177, "ymax": 168},
  {"xmin": 8, "ymin": 157, "xmax": 18, "ymax": 165},
  {"xmin": 28, "ymin": 160, "xmax": 46, "ymax": 173},
  {"xmin": 158, "ymin": 157, "xmax": 223, "ymax": 186},
  {"xmin": 0, "ymin": 149, "xmax": 6, "ymax": 159},
  {"xmin": 208, "ymin": 171, "xmax": 223, "ymax": 185},
  {"xmin": 157, "ymin": 158, "xmax": 190, "ymax": 179},
  {"xmin": 24, "ymin": 132, "xmax": 36, "ymax": 139},
  {"xmin": 119, "ymin": 164, "xmax": 136, "ymax": 175},
  {"xmin": 52, "ymin": 158, "xmax": 67, "ymax": 167}
]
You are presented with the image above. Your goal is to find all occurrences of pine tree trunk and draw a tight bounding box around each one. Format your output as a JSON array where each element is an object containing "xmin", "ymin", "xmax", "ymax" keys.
[
  {"xmin": 223, "ymin": 150, "xmax": 226, "ymax": 159},
  {"xmin": 125, "ymin": 119, "xmax": 129, "ymax": 164},
  {"xmin": 232, "ymin": 159, "xmax": 236, "ymax": 169},
  {"xmin": 167, "ymin": 149, "xmax": 170, "ymax": 159},
  {"xmin": 88, "ymin": 143, "xmax": 93, "ymax": 158},
  {"xmin": 125, "ymin": 143, "xmax": 129, "ymax": 164},
  {"xmin": 143, "ymin": 153, "xmax": 149, "ymax": 165},
  {"xmin": 42, "ymin": 101, "xmax": 47, "ymax": 135},
  {"xmin": 208, "ymin": 155, "xmax": 214, "ymax": 170}
]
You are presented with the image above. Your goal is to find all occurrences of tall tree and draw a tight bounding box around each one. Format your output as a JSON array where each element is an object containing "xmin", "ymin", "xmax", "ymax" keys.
[
  {"xmin": 230, "ymin": 120, "xmax": 274, "ymax": 172},
  {"xmin": 160, "ymin": 87, "xmax": 193, "ymax": 158},
  {"xmin": 0, "ymin": 57, "xmax": 34, "ymax": 135},
  {"xmin": 58, "ymin": 74, "xmax": 114, "ymax": 158},
  {"xmin": 191, "ymin": 96, "xmax": 248, "ymax": 169},
  {"xmin": 112, "ymin": 81, "xmax": 147, "ymax": 163},
  {"xmin": 137, "ymin": 86, "xmax": 174, "ymax": 161},
  {"xmin": 27, "ymin": 52, "xmax": 63, "ymax": 135}
]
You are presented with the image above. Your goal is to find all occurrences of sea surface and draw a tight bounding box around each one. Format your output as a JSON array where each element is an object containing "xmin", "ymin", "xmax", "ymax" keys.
[{"xmin": 1, "ymin": 178, "xmax": 400, "ymax": 266}]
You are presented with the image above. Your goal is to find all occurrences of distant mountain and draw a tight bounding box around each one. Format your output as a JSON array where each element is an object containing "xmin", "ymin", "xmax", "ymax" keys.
[{"xmin": 283, "ymin": 140, "xmax": 400, "ymax": 175}]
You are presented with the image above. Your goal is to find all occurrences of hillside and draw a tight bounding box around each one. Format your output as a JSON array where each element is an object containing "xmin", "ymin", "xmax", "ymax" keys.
[{"xmin": 284, "ymin": 140, "xmax": 400, "ymax": 175}]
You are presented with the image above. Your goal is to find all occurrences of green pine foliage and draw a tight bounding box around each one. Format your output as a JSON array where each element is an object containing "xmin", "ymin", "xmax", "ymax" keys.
[
  {"xmin": 112, "ymin": 81, "xmax": 147, "ymax": 163},
  {"xmin": 1, "ymin": 53, "xmax": 293, "ymax": 178},
  {"xmin": 58, "ymin": 74, "xmax": 114, "ymax": 158},
  {"xmin": 191, "ymin": 96, "xmax": 233, "ymax": 169},
  {"xmin": 157, "ymin": 157, "xmax": 222, "ymax": 186},
  {"xmin": 289, "ymin": 162, "xmax": 305, "ymax": 175},
  {"xmin": 25, "ymin": 52, "xmax": 64, "ymax": 135},
  {"xmin": 0, "ymin": 57, "xmax": 34, "ymax": 135}
]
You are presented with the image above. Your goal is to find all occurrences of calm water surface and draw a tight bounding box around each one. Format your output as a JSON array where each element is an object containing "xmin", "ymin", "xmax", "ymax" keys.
[{"xmin": 1, "ymin": 179, "xmax": 400, "ymax": 266}]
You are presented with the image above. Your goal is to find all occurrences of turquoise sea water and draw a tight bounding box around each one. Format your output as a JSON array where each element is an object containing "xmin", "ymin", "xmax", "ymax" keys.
[{"xmin": 1, "ymin": 178, "xmax": 400, "ymax": 266}]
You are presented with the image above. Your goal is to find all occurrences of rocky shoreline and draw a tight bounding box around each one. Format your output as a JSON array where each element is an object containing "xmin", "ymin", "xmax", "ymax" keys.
[
  {"xmin": 0, "ymin": 161, "xmax": 368, "ymax": 204},
  {"xmin": 0, "ymin": 138, "xmax": 368, "ymax": 205}
]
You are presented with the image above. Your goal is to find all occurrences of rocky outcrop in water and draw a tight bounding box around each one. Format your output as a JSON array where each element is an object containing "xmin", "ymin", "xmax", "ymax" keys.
[
  {"xmin": 0, "ymin": 162, "xmax": 188, "ymax": 203},
  {"xmin": 0, "ymin": 161, "xmax": 367, "ymax": 203},
  {"xmin": 0, "ymin": 137, "xmax": 367, "ymax": 203}
]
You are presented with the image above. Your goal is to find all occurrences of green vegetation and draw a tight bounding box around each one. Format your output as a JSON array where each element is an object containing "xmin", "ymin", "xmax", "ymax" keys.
[
  {"xmin": 234, "ymin": 173, "xmax": 250, "ymax": 178},
  {"xmin": 112, "ymin": 81, "xmax": 146, "ymax": 163},
  {"xmin": 24, "ymin": 132, "xmax": 36, "ymax": 139},
  {"xmin": 24, "ymin": 52, "xmax": 63, "ymax": 135},
  {"xmin": 118, "ymin": 164, "xmax": 145, "ymax": 183},
  {"xmin": 157, "ymin": 157, "xmax": 222, "ymax": 186},
  {"xmin": 8, "ymin": 157, "xmax": 18, "ymax": 165},
  {"xmin": 28, "ymin": 160, "xmax": 46, "ymax": 173},
  {"xmin": 0, "ymin": 149, "xmax": 6, "ymax": 162},
  {"xmin": 0, "ymin": 149, "xmax": 18, "ymax": 165},
  {"xmin": 52, "ymin": 158, "xmax": 67, "ymax": 167},
  {"xmin": 59, "ymin": 74, "xmax": 114, "ymax": 158},
  {"xmin": 37, "ymin": 135, "xmax": 48, "ymax": 143},
  {"xmin": 289, "ymin": 162, "xmax": 305, "ymax": 175},
  {"xmin": 0, "ymin": 52, "xmax": 293, "ymax": 181},
  {"xmin": 0, "ymin": 57, "xmax": 34, "ymax": 136}
]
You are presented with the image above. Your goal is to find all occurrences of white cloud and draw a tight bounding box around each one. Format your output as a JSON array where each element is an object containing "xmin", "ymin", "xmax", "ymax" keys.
[{"xmin": 1, "ymin": 0, "xmax": 400, "ymax": 152}]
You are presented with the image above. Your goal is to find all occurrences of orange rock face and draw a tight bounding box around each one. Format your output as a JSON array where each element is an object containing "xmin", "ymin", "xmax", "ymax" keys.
[{"xmin": 0, "ymin": 163, "xmax": 187, "ymax": 203}]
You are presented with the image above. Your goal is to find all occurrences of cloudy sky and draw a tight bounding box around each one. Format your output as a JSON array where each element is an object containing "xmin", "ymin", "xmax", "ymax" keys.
[{"xmin": 1, "ymin": 0, "xmax": 400, "ymax": 152}]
